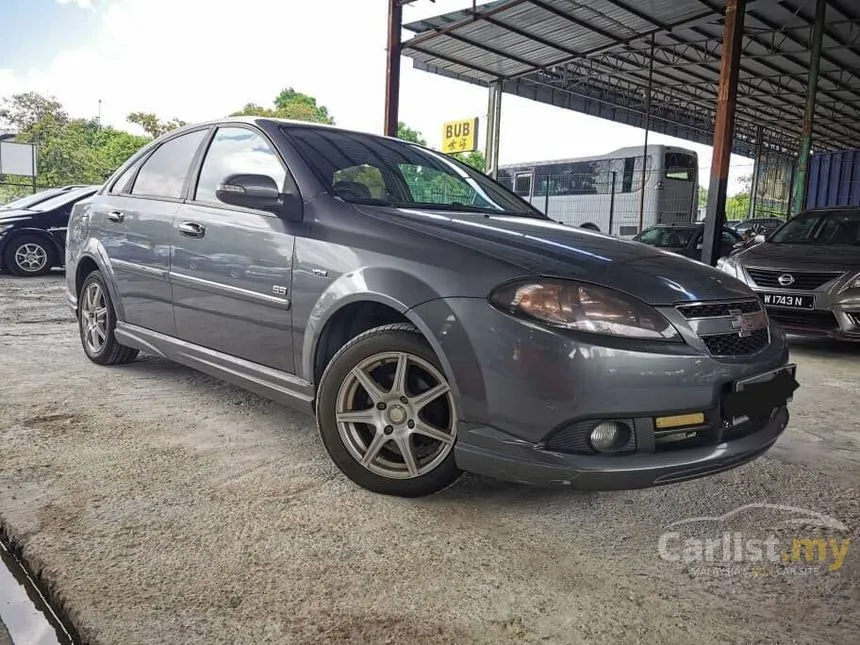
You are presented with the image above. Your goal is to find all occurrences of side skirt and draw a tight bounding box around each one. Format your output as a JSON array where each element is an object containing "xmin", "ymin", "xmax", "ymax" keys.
[{"xmin": 115, "ymin": 322, "xmax": 315, "ymax": 412}]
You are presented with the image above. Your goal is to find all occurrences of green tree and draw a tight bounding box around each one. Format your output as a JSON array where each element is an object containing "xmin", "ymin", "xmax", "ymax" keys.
[
  {"xmin": 0, "ymin": 92, "xmax": 68, "ymax": 131},
  {"xmin": 127, "ymin": 112, "xmax": 187, "ymax": 138},
  {"xmin": 232, "ymin": 88, "xmax": 335, "ymax": 124},
  {"xmin": 0, "ymin": 93, "xmax": 150, "ymax": 201},
  {"xmin": 725, "ymin": 175, "xmax": 752, "ymax": 219},
  {"xmin": 450, "ymin": 150, "xmax": 486, "ymax": 172},
  {"xmin": 396, "ymin": 122, "xmax": 426, "ymax": 145}
]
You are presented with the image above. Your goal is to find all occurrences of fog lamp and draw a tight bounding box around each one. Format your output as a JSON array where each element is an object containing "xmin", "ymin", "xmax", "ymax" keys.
[{"xmin": 589, "ymin": 421, "xmax": 630, "ymax": 453}]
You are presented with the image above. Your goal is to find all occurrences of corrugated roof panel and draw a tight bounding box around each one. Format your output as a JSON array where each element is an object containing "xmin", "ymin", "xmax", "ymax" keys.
[{"xmin": 401, "ymin": 0, "xmax": 860, "ymax": 153}]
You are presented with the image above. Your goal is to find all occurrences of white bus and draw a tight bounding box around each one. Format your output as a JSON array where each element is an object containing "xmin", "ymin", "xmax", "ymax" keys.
[{"xmin": 498, "ymin": 145, "xmax": 699, "ymax": 237}]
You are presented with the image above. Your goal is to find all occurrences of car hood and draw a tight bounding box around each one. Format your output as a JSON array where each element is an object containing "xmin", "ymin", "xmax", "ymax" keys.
[
  {"xmin": 0, "ymin": 208, "xmax": 37, "ymax": 223},
  {"xmin": 364, "ymin": 207, "xmax": 753, "ymax": 305},
  {"xmin": 737, "ymin": 241, "xmax": 860, "ymax": 271}
]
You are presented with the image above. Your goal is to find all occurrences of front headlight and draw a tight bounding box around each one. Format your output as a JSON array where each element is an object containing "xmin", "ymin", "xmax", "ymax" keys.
[
  {"xmin": 716, "ymin": 256, "xmax": 738, "ymax": 277},
  {"xmin": 489, "ymin": 279, "xmax": 681, "ymax": 340},
  {"xmin": 841, "ymin": 272, "xmax": 860, "ymax": 291}
]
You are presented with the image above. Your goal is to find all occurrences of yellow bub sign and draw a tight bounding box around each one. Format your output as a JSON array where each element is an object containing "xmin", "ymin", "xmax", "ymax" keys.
[{"xmin": 441, "ymin": 118, "xmax": 479, "ymax": 154}]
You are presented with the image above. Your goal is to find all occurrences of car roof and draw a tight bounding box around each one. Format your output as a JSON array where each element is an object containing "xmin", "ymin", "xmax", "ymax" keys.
[{"xmin": 166, "ymin": 116, "xmax": 414, "ymax": 147}]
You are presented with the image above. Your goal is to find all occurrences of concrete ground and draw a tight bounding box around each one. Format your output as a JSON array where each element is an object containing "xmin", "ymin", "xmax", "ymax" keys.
[{"xmin": 0, "ymin": 273, "xmax": 858, "ymax": 644}]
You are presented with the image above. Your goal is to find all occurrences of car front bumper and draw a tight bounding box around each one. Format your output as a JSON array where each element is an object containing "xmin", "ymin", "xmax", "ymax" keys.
[
  {"xmin": 454, "ymin": 406, "xmax": 789, "ymax": 488},
  {"xmin": 410, "ymin": 297, "xmax": 793, "ymax": 490},
  {"xmin": 721, "ymin": 263, "xmax": 860, "ymax": 341}
]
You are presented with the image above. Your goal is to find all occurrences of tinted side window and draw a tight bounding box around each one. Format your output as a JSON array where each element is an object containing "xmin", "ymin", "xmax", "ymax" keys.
[
  {"xmin": 131, "ymin": 130, "xmax": 206, "ymax": 199},
  {"xmin": 195, "ymin": 127, "xmax": 286, "ymax": 204},
  {"xmin": 110, "ymin": 164, "xmax": 137, "ymax": 195}
]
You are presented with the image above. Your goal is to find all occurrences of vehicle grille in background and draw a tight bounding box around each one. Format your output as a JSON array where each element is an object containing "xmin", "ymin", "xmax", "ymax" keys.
[
  {"xmin": 767, "ymin": 309, "xmax": 839, "ymax": 330},
  {"xmin": 745, "ymin": 268, "xmax": 843, "ymax": 290},
  {"xmin": 702, "ymin": 329, "xmax": 769, "ymax": 356},
  {"xmin": 677, "ymin": 299, "xmax": 761, "ymax": 318},
  {"xmin": 544, "ymin": 419, "xmax": 636, "ymax": 454}
]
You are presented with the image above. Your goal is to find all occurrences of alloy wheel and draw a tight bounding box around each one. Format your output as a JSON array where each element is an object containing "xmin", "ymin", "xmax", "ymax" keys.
[
  {"xmin": 14, "ymin": 242, "xmax": 48, "ymax": 273},
  {"xmin": 81, "ymin": 282, "xmax": 108, "ymax": 354},
  {"xmin": 335, "ymin": 351, "xmax": 457, "ymax": 480}
]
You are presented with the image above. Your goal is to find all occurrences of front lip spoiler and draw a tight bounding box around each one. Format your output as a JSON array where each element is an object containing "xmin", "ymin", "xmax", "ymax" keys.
[{"xmin": 453, "ymin": 407, "xmax": 789, "ymax": 489}]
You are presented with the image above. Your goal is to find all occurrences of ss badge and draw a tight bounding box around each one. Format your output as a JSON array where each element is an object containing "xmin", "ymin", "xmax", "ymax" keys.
[{"xmin": 272, "ymin": 285, "xmax": 288, "ymax": 296}]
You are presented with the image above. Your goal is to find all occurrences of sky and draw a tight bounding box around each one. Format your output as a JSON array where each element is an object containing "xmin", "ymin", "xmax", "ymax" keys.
[{"xmin": 0, "ymin": 0, "xmax": 753, "ymax": 190}]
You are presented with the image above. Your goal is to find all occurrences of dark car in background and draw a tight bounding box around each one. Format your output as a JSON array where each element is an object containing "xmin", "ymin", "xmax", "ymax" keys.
[
  {"xmin": 1, "ymin": 185, "xmax": 91, "ymax": 211},
  {"xmin": 719, "ymin": 207, "xmax": 860, "ymax": 340},
  {"xmin": 65, "ymin": 117, "xmax": 795, "ymax": 497},
  {"xmin": 0, "ymin": 185, "xmax": 98, "ymax": 276},
  {"xmin": 733, "ymin": 217, "xmax": 785, "ymax": 237},
  {"xmin": 634, "ymin": 223, "xmax": 740, "ymax": 262}
]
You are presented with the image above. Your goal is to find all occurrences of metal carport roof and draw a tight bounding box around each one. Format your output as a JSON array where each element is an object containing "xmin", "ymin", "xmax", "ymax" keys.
[{"xmin": 401, "ymin": 0, "xmax": 860, "ymax": 157}]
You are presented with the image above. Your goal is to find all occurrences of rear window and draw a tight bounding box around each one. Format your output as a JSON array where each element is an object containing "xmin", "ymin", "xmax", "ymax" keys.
[{"xmin": 665, "ymin": 153, "xmax": 697, "ymax": 181}]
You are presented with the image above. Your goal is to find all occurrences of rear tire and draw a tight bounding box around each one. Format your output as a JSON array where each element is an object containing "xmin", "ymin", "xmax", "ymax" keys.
[
  {"xmin": 4, "ymin": 235, "xmax": 56, "ymax": 277},
  {"xmin": 78, "ymin": 270, "xmax": 139, "ymax": 365},
  {"xmin": 316, "ymin": 323, "xmax": 461, "ymax": 497}
]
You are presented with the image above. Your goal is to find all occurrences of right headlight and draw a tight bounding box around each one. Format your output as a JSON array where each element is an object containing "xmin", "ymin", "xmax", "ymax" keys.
[
  {"xmin": 489, "ymin": 279, "xmax": 681, "ymax": 341},
  {"xmin": 716, "ymin": 256, "xmax": 739, "ymax": 278}
]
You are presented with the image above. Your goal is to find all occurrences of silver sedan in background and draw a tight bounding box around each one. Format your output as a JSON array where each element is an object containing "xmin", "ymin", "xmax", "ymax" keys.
[{"xmin": 719, "ymin": 207, "xmax": 860, "ymax": 340}]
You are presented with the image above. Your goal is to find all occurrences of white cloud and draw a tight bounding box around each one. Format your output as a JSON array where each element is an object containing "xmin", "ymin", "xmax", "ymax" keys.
[
  {"xmin": 57, "ymin": 0, "xmax": 94, "ymax": 9},
  {"xmin": 5, "ymin": 0, "xmax": 751, "ymax": 187}
]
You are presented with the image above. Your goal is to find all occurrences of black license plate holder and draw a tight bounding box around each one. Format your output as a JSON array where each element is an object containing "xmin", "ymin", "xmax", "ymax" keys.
[{"xmin": 723, "ymin": 364, "xmax": 799, "ymax": 419}]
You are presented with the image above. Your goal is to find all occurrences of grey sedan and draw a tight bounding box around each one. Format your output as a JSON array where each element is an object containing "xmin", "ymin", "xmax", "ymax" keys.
[
  {"xmin": 719, "ymin": 207, "xmax": 860, "ymax": 340},
  {"xmin": 65, "ymin": 117, "xmax": 797, "ymax": 496}
]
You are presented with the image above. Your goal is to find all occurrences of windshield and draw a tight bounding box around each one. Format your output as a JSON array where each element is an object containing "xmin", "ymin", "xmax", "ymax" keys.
[
  {"xmin": 30, "ymin": 186, "xmax": 96, "ymax": 212},
  {"xmin": 2, "ymin": 188, "xmax": 65, "ymax": 210},
  {"xmin": 283, "ymin": 127, "xmax": 542, "ymax": 217},
  {"xmin": 634, "ymin": 227, "xmax": 695, "ymax": 248},
  {"xmin": 770, "ymin": 210, "xmax": 860, "ymax": 245}
]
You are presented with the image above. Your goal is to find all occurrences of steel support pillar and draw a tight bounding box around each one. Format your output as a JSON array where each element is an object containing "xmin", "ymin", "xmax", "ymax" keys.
[
  {"xmin": 790, "ymin": 0, "xmax": 826, "ymax": 215},
  {"xmin": 702, "ymin": 0, "xmax": 746, "ymax": 267},
  {"xmin": 485, "ymin": 80, "xmax": 502, "ymax": 179},
  {"xmin": 383, "ymin": 0, "xmax": 403, "ymax": 137},
  {"xmin": 638, "ymin": 34, "xmax": 655, "ymax": 233},
  {"xmin": 748, "ymin": 124, "xmax": 763, "ymax": 218}
]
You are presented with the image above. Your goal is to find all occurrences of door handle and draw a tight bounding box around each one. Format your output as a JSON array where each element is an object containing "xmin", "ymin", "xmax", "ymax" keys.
[
  {"xmin": 106, "ymin": 210, "xmax": 125, "ymax": 223},
  {"xmin": 178, "ymin": 221, "xmax": 206, "ymax": 238}
]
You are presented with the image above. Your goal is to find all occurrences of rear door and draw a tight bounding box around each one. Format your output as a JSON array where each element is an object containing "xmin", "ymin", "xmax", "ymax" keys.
[
  {"xmin": 94, "ymin": 128, "xmax": 208, "ymax": 335},
  {"xmin": 170, "ymin": 125, "xmax": 296, "ymax": 373}
]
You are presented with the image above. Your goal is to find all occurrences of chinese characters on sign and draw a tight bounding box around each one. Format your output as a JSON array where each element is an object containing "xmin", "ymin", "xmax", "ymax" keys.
[{"xmin": 441, "ymin": 118, "xmax": 479, "ymax": 154}]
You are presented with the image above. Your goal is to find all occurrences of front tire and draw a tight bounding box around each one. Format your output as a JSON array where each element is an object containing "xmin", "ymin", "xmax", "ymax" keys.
[
  {"xmin": 316, "ymin": 323, "xmax": 461, "ymax": 497},
  {"xmin": 78, "ymin": 270, "xmax": 139, "ymax": 365},
  {"xmin": 4, "ymin": 235, "xmax": 56, "ymax": 277}
]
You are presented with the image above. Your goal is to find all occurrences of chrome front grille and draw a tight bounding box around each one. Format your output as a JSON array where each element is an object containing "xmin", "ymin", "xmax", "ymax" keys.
[
  {"xmin": 745, "ymin": 267, "xmax": 843, "ymax": 290},
  {"xmin": 677, "ymin": 300, "xmax": 761, "ymax": 318},
  {"xmin": 675, "ymin": 299, "xmax": 769, "ymax": 357}
]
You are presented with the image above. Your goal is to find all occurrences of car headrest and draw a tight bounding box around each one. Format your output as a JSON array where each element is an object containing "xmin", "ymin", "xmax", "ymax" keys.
[{"xmin": 332, "ymin": 181, "xmax": 372, "ymax": 201}]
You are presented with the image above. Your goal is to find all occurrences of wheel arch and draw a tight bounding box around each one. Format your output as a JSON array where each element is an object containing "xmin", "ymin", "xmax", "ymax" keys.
[
  {"xmin": 1, "ymin": 227, "xmax": 63, "ymax": 266},
  {"xmin": 72, "ymin": 242, "xmax": 126, "ymax": 321},
  {"xmin": 301, "ymin": 269, "xmax": 463, "ymax": 407}
]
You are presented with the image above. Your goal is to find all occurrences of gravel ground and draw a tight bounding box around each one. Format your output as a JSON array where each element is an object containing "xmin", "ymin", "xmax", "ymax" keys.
[{"xmin": 0, "ymin": 273, "xmax": 858, "ymax": 644}]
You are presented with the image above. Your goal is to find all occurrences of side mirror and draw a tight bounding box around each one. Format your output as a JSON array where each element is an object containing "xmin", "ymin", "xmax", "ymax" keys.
[{"xmin": 215, "ymin": 174, "xmax": 301, "ymax": 220}]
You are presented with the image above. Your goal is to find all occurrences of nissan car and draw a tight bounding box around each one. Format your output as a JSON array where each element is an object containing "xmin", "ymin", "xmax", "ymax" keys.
[
  {"xmin": 65, "ymin": 118, "xmax": 798, "ymax": 497},
  {"xmin": 718, "ymin": 207, "xmax": 860, "ymax": 340}
]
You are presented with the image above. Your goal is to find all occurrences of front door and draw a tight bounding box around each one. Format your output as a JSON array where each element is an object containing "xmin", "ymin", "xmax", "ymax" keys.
[{"xmin": 170, "ymin": 125, "xmax": 296, "ymax": 373}]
